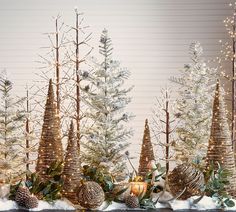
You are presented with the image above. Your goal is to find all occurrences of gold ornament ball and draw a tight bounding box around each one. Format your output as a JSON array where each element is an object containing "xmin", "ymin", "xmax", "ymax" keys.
[
  {"xmin": 167, "ymin": 163, "xmax": 204, "ymax": 200},
  {"xmin": 76, "ymin": 181, "xmax": 105, "ymax": 209}
]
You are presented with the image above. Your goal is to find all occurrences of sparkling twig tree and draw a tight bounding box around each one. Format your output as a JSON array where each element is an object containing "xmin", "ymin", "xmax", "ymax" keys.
[
  {"xmin": 36, "ymin": 79, "xmax": 63, "ymax": 181},
  {"xmin": 206, "ymin": 81, "xmax": 236, "ymax": 197},
  {"xmin": 138, "ymin": 119, "xmax": 155, "ymax": 178},
  {"xmin": 219, "ymin": 2, "xmax": 236, "ymax": 152},
  {"xmin": 62, "ymin": 121, "xmax": 81, "ymax": 204}
]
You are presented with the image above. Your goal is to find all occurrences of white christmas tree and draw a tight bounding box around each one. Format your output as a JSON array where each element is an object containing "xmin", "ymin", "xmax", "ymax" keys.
[
  {"xmin": 0, "ymin": 74, "xmax": 26, "ymax": 183},
  {"xmin": 171, "ymin": 42, "xmax": 217, "ymax": 164},
  {"xmin": 82, "ymin": 29, "xmax": 133, "ymax": 180}
]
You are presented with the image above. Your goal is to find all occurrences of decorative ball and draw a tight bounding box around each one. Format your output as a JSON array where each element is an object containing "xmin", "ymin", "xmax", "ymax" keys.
[
  {"xmin": 125, "ymin": 195, "xmax": 139, "ymax": 208},
  {"xmin": 76, "ymin": 181, "xmax": 105, "ymax": 209},
  {"xmin": 24, "ymin": 195, "xmax": 39, "ymax": 209},
  {"xmin": 167, "ymin": 163, "xmax": 204, "ymax": 200},
  {"xmin": 15, "ymin": 187, "xmax": 31, "ymax": 206}
]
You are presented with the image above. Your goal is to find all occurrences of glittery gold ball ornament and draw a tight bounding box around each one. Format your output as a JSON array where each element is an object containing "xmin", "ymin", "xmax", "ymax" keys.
[
  {"xmin": 76, "ymin": 181, "xmax": 105, "ymax": 209},
  {"xmin": 167, "ymin": 163, "xmax": 204, "ymax": 200}
]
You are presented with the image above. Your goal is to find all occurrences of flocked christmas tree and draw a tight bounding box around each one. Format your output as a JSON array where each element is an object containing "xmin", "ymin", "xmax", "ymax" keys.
[
  {"xmin": 0, "ymin": 75, "xmax": 25, "ymax": 183},
  {"xmin": 62, "ymin": 121, "xmax": 81, "ymax": 204},
  {"xmin": 36, "ymin": 79, "xmax": 63, "ymax": 181},
  {"xmin": 82, "ymin": 29, "xmax": 133, "ymax": 180},
  {"xmin": 138, "ymin": 119, "xmax": 155, "ymax": 178},
  {"xmin": 206, "ymin": 81, "xmax": 236, "ymax": 197},
  {"xmin": 171, "ymin": 42, "xmax": 217, "ymax": 163}
]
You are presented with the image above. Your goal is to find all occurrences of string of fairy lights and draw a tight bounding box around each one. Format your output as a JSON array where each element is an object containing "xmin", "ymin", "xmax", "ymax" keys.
[{"xmin": 211, "ymin": 2, "xmax": 236, "ymax": 134}]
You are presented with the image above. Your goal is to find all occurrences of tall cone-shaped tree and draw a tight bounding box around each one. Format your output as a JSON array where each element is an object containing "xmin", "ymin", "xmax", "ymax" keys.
[
  {"xmin": 62, "ymin": 121, "xmax": 81, "ymax": 204},
  {"xmin": 138, "ymin": 119, "xmax": 155, "ymax": 177},
  {"xmin": 206, "ymin": 81, "xmax": 236, "ymax": 197},
  {"xmin": 36, "ymin": 79, "xmax": 63, "ymax": 181}
]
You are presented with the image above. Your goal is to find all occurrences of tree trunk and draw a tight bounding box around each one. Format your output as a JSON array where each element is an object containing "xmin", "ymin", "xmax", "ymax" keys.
[
  {"xmin": 165, "ymin": 91, "xmax": 170, "ymax": 175},
  {"xmin": 26, "ymin": 89, "xmax": 30, "ymax": 172},
  {"xmin": 75, "ymin": 12, "xmax": 80, "ymax": 152},
  {"xmin": 55, "ymin": 18, "xmax": 60, "ymax": 113}
]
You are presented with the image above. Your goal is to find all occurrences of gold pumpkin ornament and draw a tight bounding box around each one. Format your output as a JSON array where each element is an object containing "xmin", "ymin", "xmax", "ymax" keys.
[
  {"xmin": 167, "ymin": 163, "xmax": 204, "ymax": 200},
  {"xmin": 76, "ymin": 181, "xmax": 105, "ymax": 209},
  {"xmin": 130, "ymin": 181, "xmax": 147, "ymax": 197}
]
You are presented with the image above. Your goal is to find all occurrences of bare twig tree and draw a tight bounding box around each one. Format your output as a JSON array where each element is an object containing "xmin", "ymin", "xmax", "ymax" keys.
[
  {"xmin": 32, "ymin": 15, "xmax": 70, "ymax": 143},
  {"xmin": 152, "ymin": 87, "xmax": 178, "ymax": 175},
  {"xmin": 63, "ymin": 9, "xmax": 93, "ymax": 151},
  {"xmin": 25, "ymin": 88, "xmax": 30, "ymax": 172},
  {"xmin": 35, "ymin": 15, "xmax": 68, "ymax": 114},
  {"xmin": 32, "ymin": 11, "xmax": 93, "ymax": 155},
  {"xmin": 20, "ymin": 86, "xmax": 38, "ymax": 173}
]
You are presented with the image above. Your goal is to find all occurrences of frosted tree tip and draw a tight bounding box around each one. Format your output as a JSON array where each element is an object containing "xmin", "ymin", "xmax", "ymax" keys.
[
  {"xmin": 189, "ymin": 41, "xmax": 203, "ymax": 59},
  {"xmin": 102, "ymin": 28, "xmax": 108, "ymax": 34}
]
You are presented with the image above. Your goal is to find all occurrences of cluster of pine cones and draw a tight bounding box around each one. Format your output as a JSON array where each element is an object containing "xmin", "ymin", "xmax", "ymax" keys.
[{"xmin": 15, "ymin": 187, "xmax": 38, "ymax": 209}]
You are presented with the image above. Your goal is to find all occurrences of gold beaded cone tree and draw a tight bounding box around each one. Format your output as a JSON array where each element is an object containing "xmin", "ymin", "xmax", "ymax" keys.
[
  {"xmin": 36, "ymin": 79, "xmax": 63, "ymax": 181},
  {"xmin": 206, "ymin": 81, "xmax": 236, "ymax": 197},
  {"xmin": 138, "ymin": 119, "xmax": 155, "ymax": 177},
  {"xmin": 62, "ymin": 121, "xmax": 82, "ymax": 204}
]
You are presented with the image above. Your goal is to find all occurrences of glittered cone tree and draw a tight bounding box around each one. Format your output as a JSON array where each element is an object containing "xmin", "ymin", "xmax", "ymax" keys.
[
  {"xmin": 138, "ymin": 119, "xmax": 155, "ymax": 177},
  {"xmin": 206, "ymin": 81, "xmax": 236, "ymax": 197},
  {"xmin": 36, "ymin": 79, "xmax": 63, "ymax": 181},
  {"xmin": 62, "ymin": 121, "xmax": 82, "ymax": 204}
]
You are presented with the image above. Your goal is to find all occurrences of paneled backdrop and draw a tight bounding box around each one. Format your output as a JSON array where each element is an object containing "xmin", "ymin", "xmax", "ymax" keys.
[{"xmin": 0, "ymin": 0, "xmax": 232, "ymax": 167}]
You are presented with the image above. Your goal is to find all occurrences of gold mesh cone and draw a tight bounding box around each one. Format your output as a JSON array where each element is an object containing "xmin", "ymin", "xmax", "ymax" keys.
[
  {"xmin": 36, "ymin": 79, "xmax": 63, "ymax": 181},
  {"xmin": 206, "ymin": 81, "xmax": 236, "ymax": 197}
]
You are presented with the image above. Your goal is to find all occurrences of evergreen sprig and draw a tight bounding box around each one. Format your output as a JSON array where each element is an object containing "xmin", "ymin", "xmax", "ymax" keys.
[
  {"xmin": 10, "ymin": 161, "xmax": 63, "ymax": 203},
  {"xmin": 204, "ymin": 162, "xmax": 235, "ymax": 208}
]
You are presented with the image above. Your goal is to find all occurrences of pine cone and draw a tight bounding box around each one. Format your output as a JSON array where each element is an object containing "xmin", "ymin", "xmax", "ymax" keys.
[
  {"xmin": 15, "ymin": 187, "xmax": 30, "ymax": 206},
  {"xmin": 24, "ymin": 195, "xmax": 39, "ymax": 209},
  {"xmin": 125, "ymin": 195, "xmax": 139, "ymax": 208}
]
